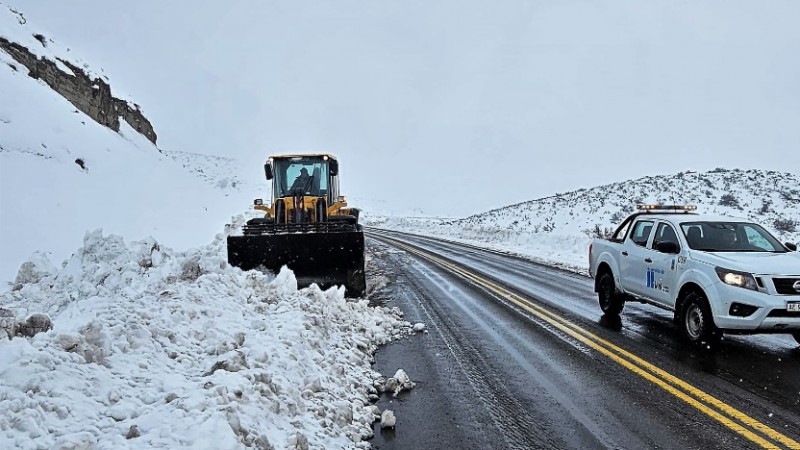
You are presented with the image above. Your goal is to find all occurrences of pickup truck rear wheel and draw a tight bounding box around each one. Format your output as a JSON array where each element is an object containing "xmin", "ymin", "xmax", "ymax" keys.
[
  {"xmin": 679, "ymin": 292, "xmax": 722, "ymax": 347},
  {"xmin": 598, "ymin": 272, "xmax": 624, "ymax": 316}
]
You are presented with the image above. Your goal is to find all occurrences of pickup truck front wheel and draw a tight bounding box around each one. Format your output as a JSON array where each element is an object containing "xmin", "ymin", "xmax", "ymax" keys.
[
  {"xmin": 679, "ymin": 292, "xmax": 722, "ymax": 347},
  {"xmin": 598, "ymin": 272, "xmax": 625, "ymax": 316}
]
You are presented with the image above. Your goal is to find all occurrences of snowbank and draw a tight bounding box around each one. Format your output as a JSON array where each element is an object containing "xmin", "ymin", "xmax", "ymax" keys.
[
  {"xmin": 0, "ymin": 231, "xmax": 413, "ymax": 449},
  {"xmin": 368, "ymin": 216, "xmax": 591, "ymax": 274}
]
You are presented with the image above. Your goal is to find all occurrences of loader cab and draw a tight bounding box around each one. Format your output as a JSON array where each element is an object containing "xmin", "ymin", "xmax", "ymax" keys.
[{"xmin": 265, "ymin": 155, "xmax": 340, "ymax": 204}]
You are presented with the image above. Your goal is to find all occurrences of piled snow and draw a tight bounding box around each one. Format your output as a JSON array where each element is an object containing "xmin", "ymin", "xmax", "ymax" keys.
[
  {"xmin": 0, "ymin": 231, "xmax": 413, "ymax": 448},
  {"xmin": 369, "ymin": 169, "xmax": 800, "ymax": 274}
]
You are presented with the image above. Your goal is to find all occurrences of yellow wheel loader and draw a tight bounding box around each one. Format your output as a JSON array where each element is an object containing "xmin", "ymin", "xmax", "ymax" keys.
[{"xmin": 226, "ymin": 154, "xmax": 366, "ymax": 297}]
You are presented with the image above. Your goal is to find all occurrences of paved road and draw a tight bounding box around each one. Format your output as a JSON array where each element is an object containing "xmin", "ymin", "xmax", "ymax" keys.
[{"xmin": 367, "ymin": 229, "xmax": 800, "ymax": 450}]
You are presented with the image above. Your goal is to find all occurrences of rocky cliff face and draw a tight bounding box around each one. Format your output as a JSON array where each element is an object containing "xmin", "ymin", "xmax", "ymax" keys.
[{"xmin": 0, "ymin": 36, "xmax": 157, "ymax": 145}]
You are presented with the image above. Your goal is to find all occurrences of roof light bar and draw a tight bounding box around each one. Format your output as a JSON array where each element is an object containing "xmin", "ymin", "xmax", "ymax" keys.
[{"xmin": 637, "ymin": 204, "xmax": 697, "ymax": 211}]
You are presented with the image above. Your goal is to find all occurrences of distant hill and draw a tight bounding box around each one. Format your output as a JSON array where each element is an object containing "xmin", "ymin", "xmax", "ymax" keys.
[
  {"xmin": 369, "ymin": 169, "xmax": 800, "ymax": 272},
  {"xmin": 456, "ymin": 168, "xmax": 800, "ymax": 243}
]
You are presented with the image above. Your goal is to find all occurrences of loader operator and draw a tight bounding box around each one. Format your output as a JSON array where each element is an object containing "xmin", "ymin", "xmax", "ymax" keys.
[{"xmin": 290, "ymin": 167, "xmax": 312, "ymax": 193}]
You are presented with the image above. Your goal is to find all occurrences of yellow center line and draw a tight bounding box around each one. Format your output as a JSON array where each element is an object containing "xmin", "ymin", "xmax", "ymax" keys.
[{"xmin": 379, "ymin": 235, "xmax": 800, "ymax": 450}]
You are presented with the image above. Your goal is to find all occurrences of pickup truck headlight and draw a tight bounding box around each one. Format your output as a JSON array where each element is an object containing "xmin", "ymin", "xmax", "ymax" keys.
[{"xmin": 715, "ymin": 267, "xmax": 758, "ymax": 291}]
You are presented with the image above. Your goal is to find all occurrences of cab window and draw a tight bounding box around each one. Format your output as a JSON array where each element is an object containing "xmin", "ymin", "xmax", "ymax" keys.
[
  {"xmin": 652, "ymin": 223, "xmax": 680, "ymax": 250},
  {"xmin": 629, "ymin": 220, "xmax": 654, "ymax": 247},
  {"xmin": 680, "ymin": 221, "xmax": 786, "ymax": 252},
  {"xmin": 611, "ymin": 218, "xmax": 632, "ymax": 242}
]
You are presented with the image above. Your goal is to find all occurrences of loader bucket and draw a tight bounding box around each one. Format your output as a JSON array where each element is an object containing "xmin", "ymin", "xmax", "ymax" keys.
[{"xmin": 227, "ymin": 223, "xmax": 366, "ymax": 298}]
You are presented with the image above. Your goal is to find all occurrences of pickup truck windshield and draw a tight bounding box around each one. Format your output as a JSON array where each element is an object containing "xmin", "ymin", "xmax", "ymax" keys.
[{"xmin": 680, "ymin": 221, "xmax": 787, "ymax": 253}]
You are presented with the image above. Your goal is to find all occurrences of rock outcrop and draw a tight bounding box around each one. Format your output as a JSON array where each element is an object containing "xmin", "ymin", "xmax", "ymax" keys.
[{"xmin": 0, "ymin": 36, "xmax": 157, "ymax": 144}]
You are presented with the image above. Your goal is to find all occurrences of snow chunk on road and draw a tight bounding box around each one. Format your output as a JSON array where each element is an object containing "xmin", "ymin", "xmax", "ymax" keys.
[
  {"xmin": 384, "ymin": 369, "xmax": 416, "ymax": 397},
  {"xmin": 0, "ymin": 230, "xmax": 414, "ymax": 448},
  {"xmin": 380, "ymin": 410, "xmax": 396, "ymax": 429}
]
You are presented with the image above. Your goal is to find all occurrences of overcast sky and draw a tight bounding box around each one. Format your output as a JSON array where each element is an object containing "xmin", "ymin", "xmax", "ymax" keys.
[{"xmin": 10, "ymin": 1, "xmax": 800, "ymax": 216}]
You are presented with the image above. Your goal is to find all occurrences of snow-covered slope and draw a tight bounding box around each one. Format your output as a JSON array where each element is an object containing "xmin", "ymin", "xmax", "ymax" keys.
[
  {"xmin": 0, "ymin": 4, "xmax": 109, "ymax": 93},
  {"xmin": 163, "ymin": 150, "xmax": 259, "ymax": 197},
  {"xmin": 370, "ymin": 169, "xmax": 800, "ymax": 272},
  {"xmin": 460, "ymin": 169, "xmax": 800, "ymax": 239},
  {"xmin": 0, "ymin": 6, "xmax": 252, "ymax": 286}
]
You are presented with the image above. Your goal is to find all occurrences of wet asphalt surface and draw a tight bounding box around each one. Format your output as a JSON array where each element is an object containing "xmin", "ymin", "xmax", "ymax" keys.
[{"xmin": 364, "ymin": 229, "xmax": 800, "ymax": 450}]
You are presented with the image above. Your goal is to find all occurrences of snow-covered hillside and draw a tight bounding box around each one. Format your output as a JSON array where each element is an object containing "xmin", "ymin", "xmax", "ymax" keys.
[
  {"xmin": 0, "ymin": 5, "xmax": 253, "ymax": 286},
  {"xmin": 370, "ymin": 169, "xmax": 800, "ymax": 272},
  {"xmin": 462, "ymin": 169, "xmax": 799, "ymax": 235},
  {"xmin": 163, "ymin": 150, "xmax": 258, "ymax": 196}
]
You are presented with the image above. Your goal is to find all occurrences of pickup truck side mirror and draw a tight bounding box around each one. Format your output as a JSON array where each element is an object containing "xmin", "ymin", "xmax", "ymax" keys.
[
  {"xmin": 786, "ymin": 242, "xmax": 798, "ymax": 251},
  {"xmin": 655, "ymin": 241, "xmax": 680, "ymax": 254}
]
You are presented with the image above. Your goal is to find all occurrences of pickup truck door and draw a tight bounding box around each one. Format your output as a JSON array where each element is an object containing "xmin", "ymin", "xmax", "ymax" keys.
[
  {"xmin": 646, "ymin": 222, "xmax": 682, "ymax": 307},
  {"xmin": 620, "ymin": 219, "xmax": 656, "ymax": 298}
]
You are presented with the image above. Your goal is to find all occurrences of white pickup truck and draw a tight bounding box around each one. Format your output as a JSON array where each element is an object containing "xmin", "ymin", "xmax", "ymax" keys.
[{"xmin": 589, "ymin": 205, "xmax": 800, "ymax": 347}]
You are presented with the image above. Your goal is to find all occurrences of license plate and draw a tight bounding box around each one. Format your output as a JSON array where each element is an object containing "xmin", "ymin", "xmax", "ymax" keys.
[{"xmin": 788, "ymin": 302, "xmax": 800, "ymax": 312}]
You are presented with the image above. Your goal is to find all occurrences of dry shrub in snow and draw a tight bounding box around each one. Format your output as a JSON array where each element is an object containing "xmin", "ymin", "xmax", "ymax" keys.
[{"xmin": 774, "ymin": 218, "xmax": 797, "ymax": 233}]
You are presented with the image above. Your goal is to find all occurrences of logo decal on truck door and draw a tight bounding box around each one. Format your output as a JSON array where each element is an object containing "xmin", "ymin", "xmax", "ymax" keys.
[{"xmin": 646, "ymin": 267, "xmax": 666, "ymax": 290}]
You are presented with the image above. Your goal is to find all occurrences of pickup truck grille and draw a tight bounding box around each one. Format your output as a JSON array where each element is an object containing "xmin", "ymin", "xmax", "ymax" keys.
[{"xmin": 772, "ymin": 277, "xmax": 800, "ymax": 295}]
